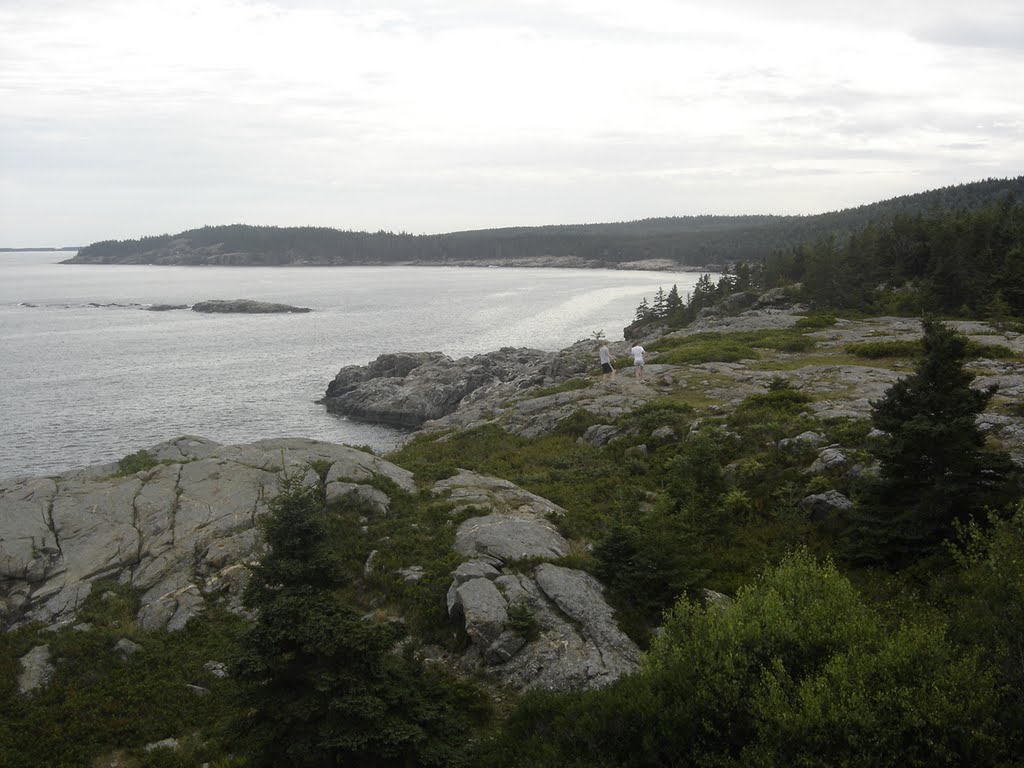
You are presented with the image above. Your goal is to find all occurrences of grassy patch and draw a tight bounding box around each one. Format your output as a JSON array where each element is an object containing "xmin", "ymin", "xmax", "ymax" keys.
[
  {"xmin": 652, "ymin": 328, "xmax": 819, "ymax": 365},
  {"xmin": 847, "ymin": 338, "xmax": 1019, "ymax": 361},
  {"xmin": 529, "ymin": 378, "xmax": 594, "ymax": 398},
  {"xmin": 753, "ymin": 353, "xmax": 875, "ymax": 371},
  {"xmin": 619, "ymin": 398, "xmax": 696, "ymax": 435},
  {"xmin": 653, "ymin": 335, "xmax": 758, "ymax": 364},
  {"xmin": 966, "ymin": 340, "xmax": 1019, "ymax": 359},
  {"xmin": 845, "ymin": 339, "xmax": 920, "ymax": 359},
  {"xmin": 794, "ymin": 313, "xmax": 838, "ymax": 329},
  {"xmin": 726, "ymin": 380, "xmax": 815, "ymax": 449}
]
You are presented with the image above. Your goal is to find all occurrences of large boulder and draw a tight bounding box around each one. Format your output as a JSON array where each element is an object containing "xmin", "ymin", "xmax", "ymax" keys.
[
  {"xmin": 17, "ymin": 644, "xmax": 55, "ymax": 694},
  {"xmin": 320, "ymin": 346, "xmax": 593, "ymax": 429},
  {"xmin": 0, "ymin": 437, "xmax": 414, "ymax": 631},
  {"xmin": 436, "ymin": 471, "xmax": 640, "ymax": 690}
]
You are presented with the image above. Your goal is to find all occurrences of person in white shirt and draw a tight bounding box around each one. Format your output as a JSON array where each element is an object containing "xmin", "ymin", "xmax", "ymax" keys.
[{"xmin": 630, "ymin": 342, "xmax": 646, "ymax": 382}]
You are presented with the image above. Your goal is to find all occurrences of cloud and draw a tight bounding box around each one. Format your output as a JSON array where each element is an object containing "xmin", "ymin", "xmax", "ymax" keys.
[{"xmin": 1, "ymin": 0, "xmax": 1022, "ymax": 244}]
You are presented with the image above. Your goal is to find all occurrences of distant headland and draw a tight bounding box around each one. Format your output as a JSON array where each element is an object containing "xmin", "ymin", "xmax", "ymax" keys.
[{"xmin": 57, "ymin": 177, "xmax": 1024, "ymax": 269}]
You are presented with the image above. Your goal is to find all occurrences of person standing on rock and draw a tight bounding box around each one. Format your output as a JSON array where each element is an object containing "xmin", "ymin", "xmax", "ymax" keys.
[
  {"xmin": 630, "ymin": 341, "xmax": 646, "ymax": 382},
  {"xmin": 599, "ymin": 340, "xmax": 616, "ymax": 380}
]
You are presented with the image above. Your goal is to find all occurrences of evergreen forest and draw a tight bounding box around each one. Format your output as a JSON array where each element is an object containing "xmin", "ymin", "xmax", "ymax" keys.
[{"xmin": 68, "ymin": 176, "xmax": 1024, "ymax": 268}]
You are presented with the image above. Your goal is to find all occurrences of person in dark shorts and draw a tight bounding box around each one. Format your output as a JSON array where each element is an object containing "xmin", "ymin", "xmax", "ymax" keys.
[{"xmin": 599, "ymin": 340, "xmax": 616, "ymax": 380}]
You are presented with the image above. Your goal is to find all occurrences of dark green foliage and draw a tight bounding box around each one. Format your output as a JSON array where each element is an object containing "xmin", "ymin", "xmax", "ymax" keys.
[
  {"xmin": 949, "ymin": 509, "xmax": 1024, "ymax": 747},
  {"xmin": 530, "ymin": 377, "xmax": 593, "ymax": 398},
  {"xmin": 850, "ymin": 318, "xmax": 1015, "ymax": 564},
  {"xmin": 846, "ymin": 339, "xmax": 921, "ymax": 358},
  {"xmin": 389, "ymin": 425, "xmax": 634, "ymax": 542},
  {"xmin": 757, "ymin": 191, "xmax": 1024, "ymax": 318},
  {"xmin": 506, "ymin": 604, "xmax": 540, "ymax": 641},
  {"xmin": 652, "ymin": 328, "xmax": 818, "ymax": 363},
  {"xmin": 726, "ymin": 379, "xmax": 814, "ymax": 450},
  {"xmin": 232, "ymin": 474, "xmax": 489, "ymax": 767},
  {"xmin": 71, "ymin": 178, "xmax": 1024, "ymax": 269},
  {"xmin": 654, "ymin": 334, "xmax": 758, "ymax": 364},
  {"xmin": 624, "ymin": 398, "xmax": 695, "ymax": 435},
  {"xmin": 847, "ymin": 338, "xmax": 1019, "ymax": 361},
  {"xmin": 793, "ymin": 312, "xmax": 837, "ymax": 329},
  {"xmin": 117, "ymin": 448, "xmax": 157, "ymax": 475},
  {"xmin": 967, "ymin": 340, "xmax": 1020, "ymax": 359},
  {"xmin": 552, "ymin": 409, "xmax": 605, "ymax": 437},
  {"xmin": 482, "ymin": 551, "xmax": 1003, "ymax": 768},
  {"xmin": 593, "ymin": 507, "xmax": 708, "ymax": 626},
  {"xmin": 0, "ymin": 584, "xmax": 245, "ymax": 768}
]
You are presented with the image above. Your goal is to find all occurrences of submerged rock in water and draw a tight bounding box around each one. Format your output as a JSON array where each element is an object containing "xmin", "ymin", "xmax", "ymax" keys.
[{"xmin": 191, "ymin": 299, "xmax": 311, "ymax": 313}]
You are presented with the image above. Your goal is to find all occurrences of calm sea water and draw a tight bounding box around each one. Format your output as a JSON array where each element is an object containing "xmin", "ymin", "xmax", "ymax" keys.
[{"xmin": 0, "ymin": 251, "xmax": 712, "ymax": 478}]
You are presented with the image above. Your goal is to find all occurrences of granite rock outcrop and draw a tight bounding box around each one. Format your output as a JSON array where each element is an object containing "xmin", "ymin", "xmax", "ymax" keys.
[
  {"xmin": 435, "ymin": 470, "xmax": 640, "ymax": 691},
  {"xmin": 0, "ymin": 436, "xmax": 413, "ymax": 632},
  {"xmin": 319, "ymin": 345, "xmax": 595, "ymax": 428}
]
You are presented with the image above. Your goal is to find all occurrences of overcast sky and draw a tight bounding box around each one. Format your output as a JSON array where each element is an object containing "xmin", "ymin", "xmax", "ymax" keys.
[{"xmin": 2, "ymin": 0, "xmax": 1023, "ymax": 246}]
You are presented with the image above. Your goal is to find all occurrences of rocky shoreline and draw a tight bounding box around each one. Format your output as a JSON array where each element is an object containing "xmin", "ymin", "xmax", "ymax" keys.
[
  {"xmin": 1, "ymin": 437, "xmax": 638, "ymax": 692},
  {"xmin": 8, "ymin": 297, "xmax": 1024, "ymax": 701},
  {"xmin": 318, "ymin": 302, "xmax": 1024, "ymax": 461},
  {"xmin": 62, "ymin": 244, "xmax": 704, "ymax": 272}
]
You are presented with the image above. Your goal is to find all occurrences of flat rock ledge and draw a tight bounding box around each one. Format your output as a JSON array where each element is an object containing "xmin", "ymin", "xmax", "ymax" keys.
[
  {"xmin": 0, "ymin": 436, "xmax": 413, "ymax": 632},
  {"xmin": 434, "ymin": 470, "xmax": 640, "ymax": 691},
  {"xmin": 191, "ymin": 299, "xmax": 311, "ymax": 313}
]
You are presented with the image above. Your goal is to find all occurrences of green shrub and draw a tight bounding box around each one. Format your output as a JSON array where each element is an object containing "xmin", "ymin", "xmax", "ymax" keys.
[
  {"xmin": 482, "ymin": 551, "xmax": 1004, "ymax": 767},
  {"xmin": 530, "ymin": 378, "xmax": 593, "ymax": 398},
  {"xmin": 845, "ymin": 339, "xmax": 921, "ymax": 358},
  {"xmin": 794, "ymin": 313, "xmax": 838, "ymax": 329},
  {"xmin": 553, "ymin": 409, "xmax": 604, "ymax": 437},
  {"xmin": 506, "ymin": 604, "xmax": 541, "ymax": 641},
  {"xmin": 116, "ymin": 449, "xmax": 157, "ymax": 475},
  {"xmin": 622, "ymin": 398, "xmax": 695, "ymax": 435},
  {"xmin": 966, "ymin": 340, "xmax": 1019, "ymax": 359},
  {"xmin": 652, "ymin": 328, "xmax": 819, "ymax": 364},
  {"xmin": 655, "ymin": 336, "xmax": 758, "ymax": 364}
]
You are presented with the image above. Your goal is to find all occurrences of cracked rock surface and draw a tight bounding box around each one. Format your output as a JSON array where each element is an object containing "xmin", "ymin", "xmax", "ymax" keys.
[
  {"xmin": 435, "ymin": 471, "xmax": 640, "ymax": 691},
  {"xmin": 0, "ymin": 436, "xmax": 413, "ymax": 631}
]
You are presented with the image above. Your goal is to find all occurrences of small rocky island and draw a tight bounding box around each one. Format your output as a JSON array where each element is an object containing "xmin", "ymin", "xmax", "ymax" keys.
[{"xmin": 191, "ymin": 299, "xmax": 312, "ymax": 313}]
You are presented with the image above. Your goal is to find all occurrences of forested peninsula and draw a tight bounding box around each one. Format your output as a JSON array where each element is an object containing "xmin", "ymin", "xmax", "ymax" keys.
[
  {"xmin": 63, "ymin": 176, "xmax": 1024, "ymax": 268},
  {"xmin": 5, "ymin": 177, "xmax": 1024, "ymax": 766}
]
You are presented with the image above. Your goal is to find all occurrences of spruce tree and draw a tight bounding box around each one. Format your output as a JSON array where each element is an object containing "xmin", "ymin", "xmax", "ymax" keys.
[
  {"xmin": 232, "ymin": 473, "xmax": 487, "ymax": 767},
  {"xmin": 633, "ymin": 296, "xmax": 651, "ymax": 322},
  {"xmin": 855, "ymin": 317, "xmax": 1013, "ymax": 563},
  {"xmin": 665, "ymin": 284, "xmax": 683, "ymax": 315},
  {"xmin": 652, "ymin": 287, "xmax": 667, "ymax": 318}
]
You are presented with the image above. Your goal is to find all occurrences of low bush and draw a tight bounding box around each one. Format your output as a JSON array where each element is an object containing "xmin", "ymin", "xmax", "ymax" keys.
[
  {"xmin": 794, "ymin": 313, "xmax": 838, "ymax": 329},
  {"xmin": 530, "ymin": 378, "xmax": 593, "ymax": 398},
  {"xmin": 845, "ymin": 339, "xmax": 920, "ymax": 358},
  {"xmin": 116, "ymin": 449, "xmax": 157, "ymax": 475}
]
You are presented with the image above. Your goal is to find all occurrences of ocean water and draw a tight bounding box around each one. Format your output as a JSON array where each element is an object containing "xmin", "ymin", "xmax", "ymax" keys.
[{"xmin": 0, "ymin": 251, "xmax": 712, "ymax": 478}]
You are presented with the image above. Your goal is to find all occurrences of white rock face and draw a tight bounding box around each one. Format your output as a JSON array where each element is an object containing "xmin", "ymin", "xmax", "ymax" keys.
[{"xmin": 0, "ymin": 436, "xmax": 413, "ymax": 631}]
